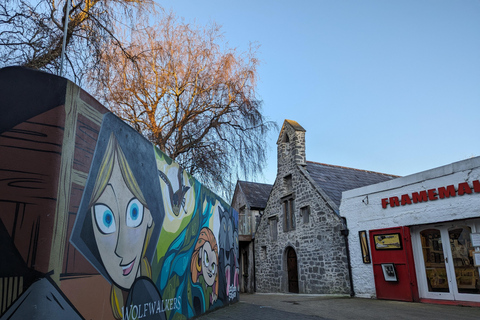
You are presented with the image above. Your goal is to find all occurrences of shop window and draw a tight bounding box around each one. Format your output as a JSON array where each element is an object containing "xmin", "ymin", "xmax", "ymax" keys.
[
  {"xmin": 420, "ymin": 229, "xmax": 448, "ymax": 293},
  {"xmin": 282, "ymin": 196, "xmax": 295, "ymax": 232},
  {"xmin": 301, "ymin": 206, "xmax": 310, "ymax": 224},
  {"xmin": 269, "ymin": 216, "xmax": 277, "ymax": 241},
  {"xmin": 448, "ymin": 226, "xmax": 479, "ymax": 294},
  {"xmin": 420, "ymin": 225, "xmax": 480, "ymax": 296}
]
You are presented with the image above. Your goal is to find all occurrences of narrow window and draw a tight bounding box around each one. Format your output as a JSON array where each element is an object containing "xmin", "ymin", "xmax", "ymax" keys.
[
  {"xmin": 301, "ymin": 206, "xmax": 310, "ymax": 224},
  {"xmin": 289, "ymin": 199, "xmax": 295, "ymax": 229},
  {"xmin": 282, "ymin": 196, "xmax": 295, "ymax": 232},
  {"xmin": 269, "ymin": 216, "xmax": 277, "ymax": 241},
  {"xmin": 261, "ymin": 246, "xmax": 267, "ymax": 260},
  {"xmin": 284, "ymin": 174, "xmax": 293, "ymax": 194}
]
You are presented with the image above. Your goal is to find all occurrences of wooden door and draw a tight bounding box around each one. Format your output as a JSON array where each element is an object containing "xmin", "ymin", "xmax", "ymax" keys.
[{"xmin": 287, "ymin": 247, "xmax": 299, "ymax": 293}]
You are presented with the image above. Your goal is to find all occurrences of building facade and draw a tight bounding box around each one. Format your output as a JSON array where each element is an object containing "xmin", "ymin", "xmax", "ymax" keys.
[
  {"xmin": 341, "ymin": 156, "xmax": 480, "ymax": 305},
  {"xmin": 231, "ymin": 180, "xmax": 272, "ymax": 293},
  {"xmin": 254, "ymin": 120, "xmax": 397, "ymax": 294}
]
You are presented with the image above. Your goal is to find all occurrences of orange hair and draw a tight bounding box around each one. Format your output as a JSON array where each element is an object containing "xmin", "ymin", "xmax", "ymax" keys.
[{"xmin": 191, "ymin": 227, "xmax": 218, "ymax": 295}]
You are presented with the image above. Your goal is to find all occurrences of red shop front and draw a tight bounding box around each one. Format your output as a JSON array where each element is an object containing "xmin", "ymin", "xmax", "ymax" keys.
[
  {"xmin": 369, "ymin": 226, "xmax": 418, "ymax": 302},
  {"xmin": 341, "ymin": 157, "xmax": 480, "ymax": 306}
]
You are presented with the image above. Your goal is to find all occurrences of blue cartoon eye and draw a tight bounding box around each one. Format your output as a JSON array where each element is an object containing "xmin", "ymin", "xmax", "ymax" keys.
[
  {"xmin": 126, "ymin": 198, "xmax": 144, "ymax": 227},
  {"xmin": 94, "ymin": 204, "xmax": 116, "ymax": 234}
]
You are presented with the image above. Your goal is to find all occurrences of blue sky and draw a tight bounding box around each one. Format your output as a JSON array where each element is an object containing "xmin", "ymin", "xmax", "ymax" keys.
[{"xmin": 160, "ymin": 0, "xmax": 480, "ymax": 184}]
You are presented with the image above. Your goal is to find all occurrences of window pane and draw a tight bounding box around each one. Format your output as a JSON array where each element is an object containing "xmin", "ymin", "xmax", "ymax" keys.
[
  {"xmin": 269, "ymin": 217, "xmax": 277, "ymax": 241},
  {"xmin": 448, "ymin": 226, "xmax": 480, "ymax": 294},
  {"xmin": 301, "ymin": 206, "xmax": 310, "ymax": 224},
  {"xmin": 289, "ymin": 199, "xmax": 295, "ymax": 230},
  {"xmin": 420, "ymin": 229, "xmax": 449, "ymax": 293}
]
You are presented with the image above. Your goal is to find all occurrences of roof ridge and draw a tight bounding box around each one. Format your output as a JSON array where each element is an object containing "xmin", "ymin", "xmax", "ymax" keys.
[
  {"xmin": 238, "ymin": 180, "xmax": 273, "ymax": 186},
  {"xmin": 284, "ymin": 119, "xmax": 306, "ymax": 131},
  {"xmin": 306, "ymin": 161, "xmax": 400, "ymax": 178}
]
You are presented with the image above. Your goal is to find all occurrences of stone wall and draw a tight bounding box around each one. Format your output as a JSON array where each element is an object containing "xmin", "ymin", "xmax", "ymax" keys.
[{"xmin": 254, "ymin": 121, "xmax": 350, "ymax": 294}]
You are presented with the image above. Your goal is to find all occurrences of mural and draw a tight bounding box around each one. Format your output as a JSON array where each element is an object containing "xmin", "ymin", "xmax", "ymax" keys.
[
  {"xmin": 191, "ymin": 227, "xmax": 219, "ymax": 307},
  {"xmin": 0, "ymin": 67, "xmax": 239, "ymax": 320}
]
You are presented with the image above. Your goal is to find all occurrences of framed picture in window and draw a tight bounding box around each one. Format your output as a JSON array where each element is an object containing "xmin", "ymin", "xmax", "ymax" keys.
[
  {"xmin": 471, "ymin": 233, "xmax": 480, "ymax": 247},
  {"xmin": 474, "ymin": 252, "xmax": 480, "ymax": 267},
  {"xmin": 381, "ymin": 263, "xmax": 398, "ymax": 282},
  {"xmin": 373, "ymin": 233, "xmax": 402, "ymax": 250}
]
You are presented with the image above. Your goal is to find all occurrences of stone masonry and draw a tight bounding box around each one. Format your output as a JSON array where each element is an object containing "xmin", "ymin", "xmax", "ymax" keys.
[{"xmin": 254, "ymin": 120, "xmax": 350, "ymax": 294}]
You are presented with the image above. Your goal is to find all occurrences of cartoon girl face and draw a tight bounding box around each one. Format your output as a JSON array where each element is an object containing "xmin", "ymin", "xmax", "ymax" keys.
[
  {"xmin": 201, "ymin": 241, "xmax": 217, "ymax": 287},
  {"xmin": 92, "ymin": 155, "xmax": 153, "ymax": 290}
]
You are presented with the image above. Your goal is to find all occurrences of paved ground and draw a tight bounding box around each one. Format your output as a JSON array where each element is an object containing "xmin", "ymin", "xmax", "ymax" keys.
[{"xmin": 196, "ymin": 293, "xmax": 480, "ymax": 320}]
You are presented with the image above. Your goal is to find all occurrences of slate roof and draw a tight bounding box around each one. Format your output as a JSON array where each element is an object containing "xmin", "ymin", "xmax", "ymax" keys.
[
  {"xmin": 238, "ymin": 180, "xmax": 273, "ymax": 210},
  {"xmin": 306, "ymin": 161, "xmax": 399, "ymax": 207}
]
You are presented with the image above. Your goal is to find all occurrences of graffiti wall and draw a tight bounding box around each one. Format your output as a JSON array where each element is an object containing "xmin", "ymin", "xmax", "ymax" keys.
[{"xmin": 0, "ymin": 67, "xmax": 239, "ymax": 320}]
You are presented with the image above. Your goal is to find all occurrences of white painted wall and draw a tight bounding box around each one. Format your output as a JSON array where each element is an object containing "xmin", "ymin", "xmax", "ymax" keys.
[{"xmin": 340, "ymin": 156, "xmax": 480, "ymax": 298}]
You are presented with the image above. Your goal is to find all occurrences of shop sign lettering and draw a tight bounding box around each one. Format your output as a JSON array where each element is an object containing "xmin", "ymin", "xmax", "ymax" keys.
[{"xmin": 381, "ymin": 180, "xmax": 480, "ymax": 209}]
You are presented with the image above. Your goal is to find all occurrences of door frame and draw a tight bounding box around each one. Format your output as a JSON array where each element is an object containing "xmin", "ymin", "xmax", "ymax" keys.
[
  {"xmin": 411, "ymin": 220, "xmax": 480, "ymax": 303},
  {"xmin": 285, "ymin": 246, "xmax": 299, "ymax": 293}
]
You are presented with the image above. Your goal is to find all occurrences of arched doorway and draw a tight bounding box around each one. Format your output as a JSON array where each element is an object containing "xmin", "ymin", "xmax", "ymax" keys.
[{"xmin": 286, "ymin": 247, "xmax": 299, "ymax": 293}]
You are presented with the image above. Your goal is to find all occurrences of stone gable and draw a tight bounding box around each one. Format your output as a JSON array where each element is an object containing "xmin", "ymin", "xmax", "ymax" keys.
[{"xmin": 255, "ymin": 120, "xmax": 350, "ymax": 294}]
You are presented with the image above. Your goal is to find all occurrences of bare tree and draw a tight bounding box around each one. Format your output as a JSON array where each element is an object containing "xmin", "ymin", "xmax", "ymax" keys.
[
  {"xmin": 91, "ymin": 13, "xmax": 276, "ymax": 195},
  {"xmin": 0, "ymin": 0, "xmax": 153, "ymax": 83}
]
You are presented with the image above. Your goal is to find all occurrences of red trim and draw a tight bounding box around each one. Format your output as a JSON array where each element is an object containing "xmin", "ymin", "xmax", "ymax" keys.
[
  {"xmin": 369, "ymin": 226, "xmax": 419, "ymax": 302},
  {"xmin": 420, "ymin": 298, "xmax": 480, "ymax": 307},
  {"xmin": 403, "ymin": 227, "xmax": 419, "ymax": 302}
]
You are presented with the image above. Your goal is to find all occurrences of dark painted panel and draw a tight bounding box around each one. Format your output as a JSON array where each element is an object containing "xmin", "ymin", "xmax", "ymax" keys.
[{"xmin": 0, "ymin": 67, "xmax": 67, "ymax": 134}]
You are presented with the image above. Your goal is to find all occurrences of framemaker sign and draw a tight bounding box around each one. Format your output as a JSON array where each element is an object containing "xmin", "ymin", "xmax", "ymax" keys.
[{"xmin": 381, "ymin": 180, "xmax": 480, "ymax": 209}]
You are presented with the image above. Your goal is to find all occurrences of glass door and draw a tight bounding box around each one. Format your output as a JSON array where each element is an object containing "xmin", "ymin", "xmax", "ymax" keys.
[
  {"xmin": 412, "ymin": 220, "xmax": 480, "ymax": 302},
  {"xmin": 420, "ymin": 229, "xmax": 450, "ymax": 294},
  {"xmin": 447, "ymin": 226, "xmax": 480, "ymax": 300}
]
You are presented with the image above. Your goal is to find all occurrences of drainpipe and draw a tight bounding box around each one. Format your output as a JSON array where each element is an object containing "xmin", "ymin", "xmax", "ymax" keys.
[
  {"xmin": 253, "ymin": 240, "xmax": 256, "ymax": 293},
  {"xmin": 341, "ymin": 217, "xmax": 355, "ymax": 297}
]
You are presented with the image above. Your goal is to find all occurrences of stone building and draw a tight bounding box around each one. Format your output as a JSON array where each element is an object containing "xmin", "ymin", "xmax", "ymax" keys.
[
  {"xmin": 254, "ymin": 119, "xmax": 398, "ymax": 294},
  {"xmin": 231, "ymin": 180, "xmax": 272, "ymax": 293}
]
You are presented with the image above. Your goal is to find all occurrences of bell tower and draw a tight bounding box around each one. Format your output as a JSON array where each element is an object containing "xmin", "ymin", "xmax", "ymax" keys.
[{"xmin": 276, "ymin": 120, "xmax": 306, "ymax": 175}]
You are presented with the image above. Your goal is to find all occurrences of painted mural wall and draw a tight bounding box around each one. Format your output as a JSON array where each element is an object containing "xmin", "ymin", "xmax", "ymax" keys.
[{"xmin": 0, "ymin": 67, "xmax": 239, "ymax": 320}]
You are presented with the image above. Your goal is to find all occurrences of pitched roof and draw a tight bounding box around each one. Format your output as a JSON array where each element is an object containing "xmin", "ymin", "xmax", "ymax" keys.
[
  {"xmin": 238, "ymin": 180, "xmax": 273, "ymax": 210},
  {"xmin": 284, "ymin": 119, "xmax": 306, "ymax": 132},
  {"xmin": 306, "ymin": 161, "xmax": 399, "ymax": 207},
  {"xmin": 277, "ymin": 119, "xmax": 306, "ymax": 144}
]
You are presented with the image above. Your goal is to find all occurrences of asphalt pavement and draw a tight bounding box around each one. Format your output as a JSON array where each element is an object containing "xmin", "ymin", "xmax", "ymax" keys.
[{"xmin": 195, "ymin": 293, "xmax": 480, "ymax": 320}]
